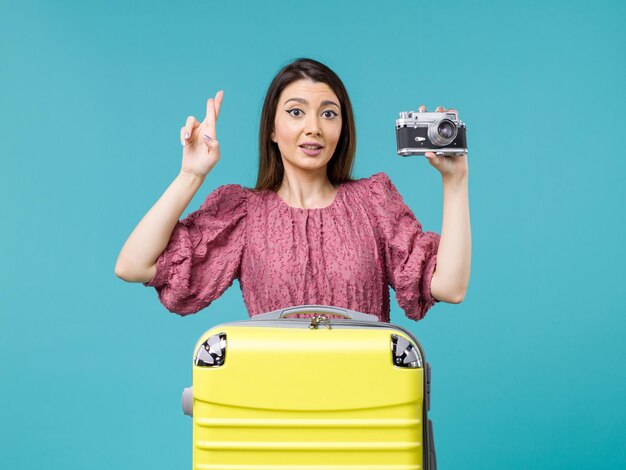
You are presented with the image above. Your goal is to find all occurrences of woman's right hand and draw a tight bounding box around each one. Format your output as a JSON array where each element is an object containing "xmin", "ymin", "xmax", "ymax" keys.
[{"xmin": 180, "ymin": 90, "xmax": 224, "ymax": 178}]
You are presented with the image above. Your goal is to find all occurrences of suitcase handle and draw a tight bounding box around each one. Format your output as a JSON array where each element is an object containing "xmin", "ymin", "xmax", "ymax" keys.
[{"xmin": 253, "ymin": 304, "xmax": 380, "ymax": 322}]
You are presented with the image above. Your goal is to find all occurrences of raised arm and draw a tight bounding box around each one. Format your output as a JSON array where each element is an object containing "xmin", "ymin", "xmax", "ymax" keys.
[
  {"xmin": 115, "ymin": 91, "xmax": 224, "ymax": 283},
  {"xmin": 421, "ymin": 104, "xmax": 472, "ymax": 303},
  {"xmin": 430, "ymin": 171, "xmax": 470, "ymax": 303}
]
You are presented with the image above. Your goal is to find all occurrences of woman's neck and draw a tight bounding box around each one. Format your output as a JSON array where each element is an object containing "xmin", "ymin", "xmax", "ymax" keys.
[{"xmin": 277, "ymin": 166, "xmax": 338, "ymax": 209}]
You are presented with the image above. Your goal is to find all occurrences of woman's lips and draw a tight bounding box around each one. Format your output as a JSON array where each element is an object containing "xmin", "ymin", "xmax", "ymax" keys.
[{"xmin": 300, "ymin": 146, "xmax": 323, "ymax": 156}]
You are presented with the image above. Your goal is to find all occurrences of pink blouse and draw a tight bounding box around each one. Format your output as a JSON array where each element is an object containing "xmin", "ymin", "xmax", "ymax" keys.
[{"xmin": 144, "ymin": 172, "xmax": 440, "ymax": 322}]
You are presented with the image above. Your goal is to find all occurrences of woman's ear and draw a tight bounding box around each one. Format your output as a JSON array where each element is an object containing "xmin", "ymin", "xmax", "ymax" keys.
[{"xmin": 270, "ymin": 130, "xmax": 276, "ymax": 143}]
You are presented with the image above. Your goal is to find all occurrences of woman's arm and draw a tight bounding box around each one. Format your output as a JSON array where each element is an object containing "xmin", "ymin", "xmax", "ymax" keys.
[
  {"xmin": 114, "ymin": 171, "xmax": 205, "ymax": 283},
  {"xmin": 115, "ymin": 91, "xmax": 224, "ymax": 283},
  {"xmin": 429, "ymin": 173, "xmax": 471, "ymax": 303},
  {"xmin": 420, "ymin": 104, "xmax": 471, "ymax": 303}
]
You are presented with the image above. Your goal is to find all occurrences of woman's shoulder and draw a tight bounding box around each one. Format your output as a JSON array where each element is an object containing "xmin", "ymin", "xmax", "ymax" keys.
[
  {"xmin": 343, "ymin": 172, "xmax": 395, "ymax": 195},
  {"xmin": 341, "ymin": 172, "xmax": 406, "ymax": 216},
  {"xmin": 200, "ymin": 183, "xmax": 248, "ymax": 212},
  {"xmin": 345, "ymin": 171, "xmax": 392, "ymax": 185}
]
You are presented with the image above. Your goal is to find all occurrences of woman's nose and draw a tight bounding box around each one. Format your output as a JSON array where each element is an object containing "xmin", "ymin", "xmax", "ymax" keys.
[{"xmin": 304, "ymin": 116, "xmax": 321, "ymax": 135}]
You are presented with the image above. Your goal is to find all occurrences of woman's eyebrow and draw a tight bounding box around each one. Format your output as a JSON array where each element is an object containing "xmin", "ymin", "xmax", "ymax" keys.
[{"xmin": 284, "ymin": 97, "xmax": 340, "ymax": 109}]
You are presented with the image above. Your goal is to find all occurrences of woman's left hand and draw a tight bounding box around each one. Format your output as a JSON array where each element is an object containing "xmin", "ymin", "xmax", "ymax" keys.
[{"xmin": 421, "ymin": 105, "xmax": 468, "ymax": 181}]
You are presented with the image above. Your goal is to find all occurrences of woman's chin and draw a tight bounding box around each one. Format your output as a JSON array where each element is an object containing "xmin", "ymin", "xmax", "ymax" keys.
[{"xmin": 283, "ymin": 156, "xmax": 330, "ymax": 172}]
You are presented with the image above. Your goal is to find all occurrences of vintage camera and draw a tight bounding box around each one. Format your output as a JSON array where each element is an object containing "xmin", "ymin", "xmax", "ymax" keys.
[{"xmin": 396, "ymin": 109, "xmax": 467, "ymax": 157}]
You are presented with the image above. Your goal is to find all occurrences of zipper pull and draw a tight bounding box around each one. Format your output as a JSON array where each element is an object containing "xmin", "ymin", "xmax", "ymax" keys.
[{"xmin": 309, "ymin": 314, "xmax": 332, "ymax": 330}]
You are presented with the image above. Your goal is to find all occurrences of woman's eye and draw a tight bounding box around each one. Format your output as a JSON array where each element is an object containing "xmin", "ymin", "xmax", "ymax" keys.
[
  {"xmin": 287, "ymin": 109, "xmax": 303, "ymax": 117},
  {"xmin": 322, "ymin": 110, "xmax": 338, "ymax": 119}
]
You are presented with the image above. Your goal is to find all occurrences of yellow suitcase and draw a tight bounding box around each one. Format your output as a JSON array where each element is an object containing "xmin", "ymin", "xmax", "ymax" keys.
[{"xmin": 181, "ymin": 305, "xmax": 437, "ymax": 470}]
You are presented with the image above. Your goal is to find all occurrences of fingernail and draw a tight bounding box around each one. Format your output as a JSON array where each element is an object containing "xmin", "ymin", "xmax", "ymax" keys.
[
  {"xmin": 184, "ymin": 131, "xmax": 190, "ymax": 139},
  {"xmin": 203, "ymin": 134, "xmax": 212, "ymax": 141}
]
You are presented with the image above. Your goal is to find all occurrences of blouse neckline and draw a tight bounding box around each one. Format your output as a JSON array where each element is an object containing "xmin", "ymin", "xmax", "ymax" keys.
[{"xmin": 270, "ymin": 182, "xmax": 345, "ymax": 211}]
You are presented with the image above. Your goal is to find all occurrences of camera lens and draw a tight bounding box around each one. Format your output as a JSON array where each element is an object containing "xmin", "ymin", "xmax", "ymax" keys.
[
  {"xmin": 427, "ymin": 119, "xmax": 458, "ymax": 146},
  {"xmin": 438, "ymin": 121, "xmax": 454, "ymax": 139}
]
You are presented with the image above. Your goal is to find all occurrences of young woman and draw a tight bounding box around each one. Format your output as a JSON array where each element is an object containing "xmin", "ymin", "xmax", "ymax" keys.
[{"xmin": 115, "ymin": 58, "xmax": 471, "ymax": 322}]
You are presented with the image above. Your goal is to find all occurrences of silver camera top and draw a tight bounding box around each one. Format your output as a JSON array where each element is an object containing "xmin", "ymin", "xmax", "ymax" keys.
[{"xmin": 397, "ymin": 110, "xmax": 465, "ymax": 127}]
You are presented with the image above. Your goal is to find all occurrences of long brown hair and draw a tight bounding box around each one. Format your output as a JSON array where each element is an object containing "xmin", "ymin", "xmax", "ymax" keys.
[{"xmin": 255, "ymin": 58, "xmax": 357, "ymax": 191}]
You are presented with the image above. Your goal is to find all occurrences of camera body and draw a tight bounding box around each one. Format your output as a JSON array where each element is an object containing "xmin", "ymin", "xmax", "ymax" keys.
[{"xmin": 396, "ymin": 109, "xmax": 467, "ymax": 157}]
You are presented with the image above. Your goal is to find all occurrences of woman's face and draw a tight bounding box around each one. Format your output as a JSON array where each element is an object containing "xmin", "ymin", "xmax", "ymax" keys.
[{"xmin": 271, "ymin": 79, "xmax": 342, "ymax": 176}]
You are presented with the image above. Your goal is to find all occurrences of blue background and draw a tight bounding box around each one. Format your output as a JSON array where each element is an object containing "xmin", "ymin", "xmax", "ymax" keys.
[{"xmin": 2, "ymin": 0, "xmax": 625, "ymax": 468}]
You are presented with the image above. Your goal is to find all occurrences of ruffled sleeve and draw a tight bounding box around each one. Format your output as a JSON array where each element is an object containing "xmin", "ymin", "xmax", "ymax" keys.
[
  {"xmin": 143, "ymin": 184, "xmax": 247, "ymax": 315},
  {"xmin": 369, "ymin": 172, "xmax": 440, "ymax": 321}
]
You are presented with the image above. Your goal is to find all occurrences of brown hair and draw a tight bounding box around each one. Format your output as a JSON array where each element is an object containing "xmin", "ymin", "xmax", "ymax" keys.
[{"xmin": 254, "ymin": 58, "xmax": 357, "ymax": 191}]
